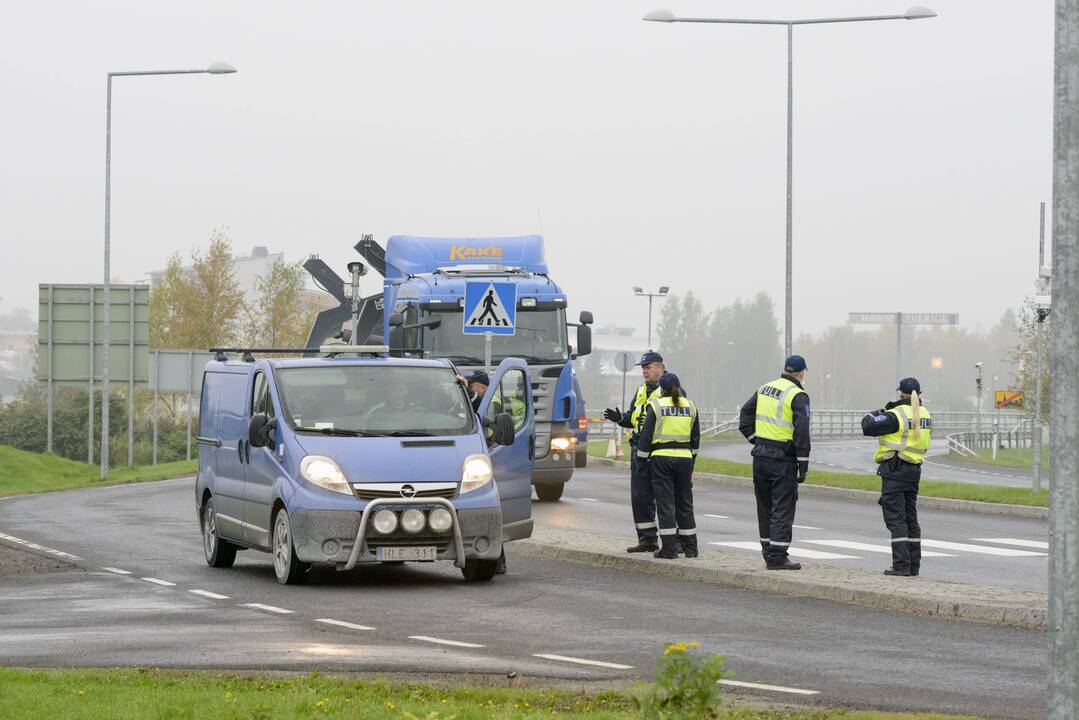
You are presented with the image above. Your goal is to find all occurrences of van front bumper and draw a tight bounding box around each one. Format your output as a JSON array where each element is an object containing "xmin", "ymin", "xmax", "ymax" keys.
[{"xmin": 290, "ymin": 500, "xmax": 502, "ymax": 568}]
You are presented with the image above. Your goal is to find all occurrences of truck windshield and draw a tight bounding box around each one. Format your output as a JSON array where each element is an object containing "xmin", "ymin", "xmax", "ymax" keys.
[
  {"xmin": 421, "ymin": 308, "xmax": 569, "ymax": 364},
  {"xmin": 275, "ymin": 365, "xmax": 474, "ymax": 437}
]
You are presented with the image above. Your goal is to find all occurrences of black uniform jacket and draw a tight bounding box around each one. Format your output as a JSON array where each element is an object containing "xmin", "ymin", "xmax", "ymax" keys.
[{"xmin": 738, "ymin": 374, "xmax": 811, "ymax": 462}]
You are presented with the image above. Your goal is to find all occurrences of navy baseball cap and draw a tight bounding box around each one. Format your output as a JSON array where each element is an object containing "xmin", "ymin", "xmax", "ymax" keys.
[
  {"xmin": 636, "ymin": 351, "xmax": 664, "ymax": 366},
  {"xmin": 784, "ymin": 355, "xmax": 807, "ymax": 373},
  {"xmin": 897, "ymin": 377, "xmax": 921, "ymax": 394},
  {"xmin": 659, "ymin": 372, "xmax": 680, "ymax": 392},
  {"xmin": 465, "ymin": 369, "xmax": 490, "ymax": 386}
]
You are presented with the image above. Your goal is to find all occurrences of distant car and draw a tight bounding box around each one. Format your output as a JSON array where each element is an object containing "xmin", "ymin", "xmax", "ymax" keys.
[
  {"xmin": 195, "ymin": 349, "xmax": 534, "ymax": 584},
  {"xmin": 573, "ymin": 375, "xmax": 588, "ymax": 469}
]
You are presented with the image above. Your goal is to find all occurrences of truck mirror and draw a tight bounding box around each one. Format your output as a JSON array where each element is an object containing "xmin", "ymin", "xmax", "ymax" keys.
[
  {"xmin": 579, "ymin": 310, "xmax": 594, "ymax": 326},
  {"xmin": 388, "ymin": 313, "xmax": 405, "ymax": 327},
  {"xmin": 576, "ymin": 323, "xmax": 592, "ymax": 357}
]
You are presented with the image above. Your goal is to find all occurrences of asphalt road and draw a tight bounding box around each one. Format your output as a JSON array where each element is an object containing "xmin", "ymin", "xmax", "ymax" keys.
[
  {"xmin": 557, "ymin": 463, "xmax": 1048, "ymax": 592},
  {"xmin": 700, "ymin": 437, "xmax": 1039, "ymax": 489},
  {"xmin": 0, "ymin": 473, "xmax": 1047, "ymax": 719}
]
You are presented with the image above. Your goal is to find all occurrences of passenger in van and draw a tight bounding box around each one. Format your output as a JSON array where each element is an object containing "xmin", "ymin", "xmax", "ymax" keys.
[{"xmin": 368, "ymin": 377, "xmax": 419, "ymax": 414}]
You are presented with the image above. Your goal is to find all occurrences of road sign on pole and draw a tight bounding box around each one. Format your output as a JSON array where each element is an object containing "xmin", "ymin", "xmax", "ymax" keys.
[
  {"xmin": 614, "ymin": 351, "xmax": 635, "ymax": 409},
  {"xmin": 849, "ymin": 312, "xmax": 958, "ymax": 383},
  {"xmin": 463, "ymin": 281, "xmax": 516, "ymax": 336}
]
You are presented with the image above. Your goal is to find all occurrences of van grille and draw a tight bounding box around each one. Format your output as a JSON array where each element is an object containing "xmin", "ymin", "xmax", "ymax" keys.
[{"xmin": 351, "ymin": 483, "xmax": 458, "ymax": 501}]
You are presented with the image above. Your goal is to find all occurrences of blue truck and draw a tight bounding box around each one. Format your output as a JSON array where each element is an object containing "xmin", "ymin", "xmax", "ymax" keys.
[{"xmin": 360, "ymin": 235, "xmax": 592, "ymax": 502}]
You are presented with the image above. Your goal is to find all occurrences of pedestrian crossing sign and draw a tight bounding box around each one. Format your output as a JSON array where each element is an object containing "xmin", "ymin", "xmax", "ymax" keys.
[{"xmin": 463, "ymin": 281, "xmax": 516, "ymax": 335}]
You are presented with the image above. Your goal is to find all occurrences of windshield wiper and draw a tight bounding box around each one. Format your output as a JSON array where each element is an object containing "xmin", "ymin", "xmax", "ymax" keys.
[
  {"xmin": 385, "ymin": 430, "xmax": 435, "ymax": 437},
  {"xmin": 294, "ymin": 426, "xmax": 385, "ymax": 437}
]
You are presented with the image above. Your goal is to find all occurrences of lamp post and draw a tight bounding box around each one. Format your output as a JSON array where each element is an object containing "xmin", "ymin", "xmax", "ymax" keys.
[
  {"xmin": 633, "ymin": 286, "xmax": 670, "ymax": 349},
  {"xmin": 101, "ymin": 62, "xmax": 236, "ymax": 478},
  {"xmin": 643, "ymin": 6, "xmax": 936, "ymax": 357}
]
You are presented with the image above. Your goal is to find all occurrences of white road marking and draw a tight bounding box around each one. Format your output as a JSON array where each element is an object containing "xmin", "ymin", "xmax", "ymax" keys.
[
  {"xmin": 801, "ymin": 540, "xmax": 954, "ymax": 557},
  {"xmin": 0, "ymin": 531, "xmax": 82, "ymax": 561},
  {"xmin": 241, "ymin": 603, "xmax": 294, "ymax": 614},
  {"xmin": 578, "ymin": 498, "xmax": 600, "ymax": 502},
  {"xmin": 791, "ymin": 524, "xmax": 821, "ymax": 530},
  {"xmin": 189, "ymin": 589, "xmax": 229, "ymax": 600},
  {"xmin": 973, "ymin": 538, "xmax": 1050, "ymax": 550},
  {"xmin": 703, "ymin": 514, "xmax": 730, "ymax": 519},
  {"xmin": 920, "ymin": 540, "xmax": 1046, "ymax": 557},
  {"xmin": 100, "ymin": 566, "xmax": 132, "ymax": 575},
  {"xmin": 141, "ymin": 577, "xmax": 176, "ymax": 587},
  {"xmin": 709, "ymin": 541, "xmax": 859, "ymax": 560},
  {"xmin": 409, "ymin": 635, "xmax": 485, "ymax": 648},
  {"xmin": 317, "ymin": 618, "xmax": 376, "ymax": 631},
  {"xmin": 533, "ymin": 653, "xmax": 633, "ymax": 670},
  {"xmin": 719, "ymin": 679, "xmax": 820, "ymax": 696}
]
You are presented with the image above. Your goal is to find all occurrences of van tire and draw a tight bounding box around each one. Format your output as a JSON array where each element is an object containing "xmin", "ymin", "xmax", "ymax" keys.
[
  {"xmin": 461, "ymin": 558, "xmax": 498, "ymax": 582},
  {"xmin": 202, "ymin": 498, "xmax": 237, "ymax": 569},
  {"xmin": 535, "ymin": 482, "xmax": 565, "ymax": 502},
  {"xmin": 272, "ymin": 508, "xmax": 308, "ymax": 585}
]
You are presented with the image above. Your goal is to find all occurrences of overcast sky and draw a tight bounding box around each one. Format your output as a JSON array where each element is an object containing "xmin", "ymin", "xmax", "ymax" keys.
[{"xmin": 0, "ymin": 1, "xmax": 1053, "ymax": 341}]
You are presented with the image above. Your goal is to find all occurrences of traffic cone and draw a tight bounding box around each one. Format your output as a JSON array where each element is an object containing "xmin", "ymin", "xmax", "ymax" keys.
[{"xmin": 607, "ymin": 437, "xmax": 618, "ymax": 458}]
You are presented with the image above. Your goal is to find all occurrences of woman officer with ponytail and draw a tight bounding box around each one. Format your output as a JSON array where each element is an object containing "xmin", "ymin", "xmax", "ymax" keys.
[
  {"xmin": 861, "ymin": 378, "xmax": 933, "ymax": 577},
  {"xmin": 635, "ymin": 373, "xmax": 701, "ymax": 559}
]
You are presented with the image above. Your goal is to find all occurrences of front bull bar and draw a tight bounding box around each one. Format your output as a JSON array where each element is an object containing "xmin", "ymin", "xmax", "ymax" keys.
[{"xmin": 343, "ymin": 496, "xmax": 468, "ymax": 571}]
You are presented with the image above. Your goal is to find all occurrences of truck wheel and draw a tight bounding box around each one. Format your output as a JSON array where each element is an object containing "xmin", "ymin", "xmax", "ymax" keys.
[
  {"xmin": 202, "ymin": 498, "xmax": 237, "ymax": 569},
  {"xmin": 272, "ymin": 508, "xmax": 309, "ymax": 585},
  {"xmin": 535, "ymin": 482, "xmax": 565, "ymax": 502},
  {"xmin": 575, "ymin": 449, "xmax": 587, "ymax": 468},
  {"xmin": 461, "ymin": 558, "xmax": 498, "ymax": 582}
]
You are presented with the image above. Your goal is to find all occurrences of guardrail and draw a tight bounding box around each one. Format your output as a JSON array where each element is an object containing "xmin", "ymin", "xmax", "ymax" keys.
[{"xmin": 947, "ymin": 419, "xmax": 1033, "ymax": 457}]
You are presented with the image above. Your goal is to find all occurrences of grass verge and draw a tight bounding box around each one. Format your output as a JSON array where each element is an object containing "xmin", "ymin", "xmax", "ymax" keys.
[
  {"xmin": 588, "ymin": 441, "xmax": 1048, "ymax": 508},
  {"xmin": 948, "ymin": 447, "xmax": 1049, "ymax": 470},
  {"xmin": 0, "ymin": 668, "xmax": 981, "ymax": 720},
  {"xmin": 0, "ymin": 445, "xmax": 196, "ymax": 498}
]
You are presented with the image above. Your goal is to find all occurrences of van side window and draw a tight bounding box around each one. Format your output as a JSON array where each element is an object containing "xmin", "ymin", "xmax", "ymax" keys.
[
  {"xmin": 486, "ymin": 369, "xmax": 528, "ymax": 432},
  {"xmin": 252, "ymin": 372, "xmax": 276, "ymax": 419}
]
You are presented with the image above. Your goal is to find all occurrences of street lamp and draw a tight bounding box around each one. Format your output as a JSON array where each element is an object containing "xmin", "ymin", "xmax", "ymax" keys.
[
  {"xmin": 643, "ymin": 7, "xmax": 936, "ymax": 357},
  {"xmin": 100, "ymin": 62, "xmax": 236, "ymax": 478},
  {"xmin": 634, "ymin": 286, "xmax": 670, "ymax": 349}
]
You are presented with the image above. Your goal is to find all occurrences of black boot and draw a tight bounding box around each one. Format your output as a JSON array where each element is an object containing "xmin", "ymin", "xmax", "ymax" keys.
[
  {"xmin": 680, "ymin": 534, "xmax": 699, "ymax": 558},
  {"xmin": 883, "ymin": 566, "xmax": 911, "ymax": 576},
  {"xmin": 766, "ymin": 558, "xmax": 802, "ymax": 570},
  {"xmin": 626, "ymin": 539, "xmax": 659, "ymax": 553},
  {"xmin": 910, "ymin": 565, "xmax": 920, "ymax": 577},
  {"xmin": 653, "ymin": 535, "xmax": 680, "ymax": 559}
]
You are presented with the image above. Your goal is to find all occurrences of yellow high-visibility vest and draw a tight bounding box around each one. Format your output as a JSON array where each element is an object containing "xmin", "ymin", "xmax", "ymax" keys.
[
  {"xmin": 648, "ymin": 396, "xmax": 697, "ymax": 459},
  {"xmin": 630, "ymin": 383, "xmax": 663, "ymax": 433},
  {"xmin": 753, "ymin": 377, "xmax": 805, "ymax": 442},
  {"xmin": 873, "ymin": 404, "xmax": 933, "ymax": 465}
]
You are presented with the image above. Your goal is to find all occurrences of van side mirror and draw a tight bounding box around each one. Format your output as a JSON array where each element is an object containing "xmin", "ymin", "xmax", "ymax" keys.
[
  {"xmin": 487, "ymin": 412, "xmax": 516, "ymax": 446},
  {"xmin": 249, "ymin": 413, "xmax": 277, "ymax": 449},
  {"xmin": 576, "ymin": 323, "xmax": 592, "ymax": 357}
]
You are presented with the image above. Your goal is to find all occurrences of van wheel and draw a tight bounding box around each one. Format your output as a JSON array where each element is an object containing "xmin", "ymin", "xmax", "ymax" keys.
[
  {"xmin": 535, "ymin": 482, "xmax": 564, "ymax": 502},
  {"xmin": 272, "ymin": 508, "xmax": 308, "ymax": 585},
  {"xmin": 461, "ymin": 558, "xmax": 498, "ymax": 582},
  {"xmin": 202, "ymin": 498, "xmax": 237, "ymax": 569}
]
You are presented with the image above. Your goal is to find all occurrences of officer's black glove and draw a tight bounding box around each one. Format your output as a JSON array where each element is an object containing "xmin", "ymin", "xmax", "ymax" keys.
[
  {"xmin": 603, "ymin": 407, "xmax": 623, "ymax": 423},
  {"xmin": 796, "ymin": 461, "xmax": 809, "ymax": 484}
]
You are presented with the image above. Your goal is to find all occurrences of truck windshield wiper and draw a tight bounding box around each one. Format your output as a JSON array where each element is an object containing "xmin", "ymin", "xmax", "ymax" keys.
[{"xmin": 294, "ymin": 426, "xmax": 385, "ymax": 437}]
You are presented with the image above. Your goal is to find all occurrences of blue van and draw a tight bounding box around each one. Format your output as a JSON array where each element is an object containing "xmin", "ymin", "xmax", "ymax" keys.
[{"xmin": 195, "ymin": 347, "xmax": 534, "ymax": 584}]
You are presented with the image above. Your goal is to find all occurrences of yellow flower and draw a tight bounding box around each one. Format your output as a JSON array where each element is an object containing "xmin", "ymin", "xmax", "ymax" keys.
[
  {"xmin": 664, "ymin": 641, "xmax": 702, "ymax": 655},
  {"xmin": 316, "ymin": 699, "xmax": 329, "ymax": 708}
]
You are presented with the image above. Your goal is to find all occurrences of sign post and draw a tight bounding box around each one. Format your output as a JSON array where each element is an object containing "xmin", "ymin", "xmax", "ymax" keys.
[
  {"xmin": 849, "ymin": 312, "xmax": 959, "ymax": 385},
  {"xmin": 614, "ymin": 351, "xmax": 635, "ymax": 410}
]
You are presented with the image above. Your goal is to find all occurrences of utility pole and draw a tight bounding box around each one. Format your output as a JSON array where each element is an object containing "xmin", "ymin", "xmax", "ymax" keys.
[{"xmin": 1049, "ymin": 0, "xmax": 1079, "ymax": 713}]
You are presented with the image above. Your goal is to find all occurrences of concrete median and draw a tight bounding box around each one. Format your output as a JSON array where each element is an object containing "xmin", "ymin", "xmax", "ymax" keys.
[{"xmin": 513, "ymin": 523, "xmax": 1047, "ymax": 630}]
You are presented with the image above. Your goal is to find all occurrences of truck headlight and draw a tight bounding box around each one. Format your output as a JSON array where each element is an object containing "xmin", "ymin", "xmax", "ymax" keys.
[
  {"xmin": 401, "ymin": 508, "xmax": 426, "ymax": 534},
  {"xmin": 460, "ymin": 454, "xmax": 493, "ymax": 493},
  {"xmin": 428, "ymin": 507, "xmax": 453, "ymax": 533},
  {"xmin": 373, "ymin": 509, "xmax": 398, "ymax": 534},
  {"xmin": 300, "ymin": 455, "xmax": 351, "ymax": 495},
  {"xmin": 550, "ymin": 436, "xmax": 574, "ymax": 452}
]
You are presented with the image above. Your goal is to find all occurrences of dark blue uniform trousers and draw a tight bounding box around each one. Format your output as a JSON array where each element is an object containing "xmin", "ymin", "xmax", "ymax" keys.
[
  {"xmin": 630, "ymin": 450, "xmax": 658, "ymax": 543},
  {"xmin": 879, "ymin": 472, "xmax": 922, "ymax": 572},
  {"xmin": 752, "ymin": 455, "xmax": 798, "ymax": 563}
]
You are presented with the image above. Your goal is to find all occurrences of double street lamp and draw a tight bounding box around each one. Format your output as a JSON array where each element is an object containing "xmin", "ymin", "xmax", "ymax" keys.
[
  {"xmin": 643, "ymin": 6, "xmax": 936, "ymax": 357},
  {"xmin": 101, "ymin": 62, "xmax": 236, "ymax": 478},
  {"xmin": 634, "ymin": 285, "xmax": 670, "ymax": 349}
]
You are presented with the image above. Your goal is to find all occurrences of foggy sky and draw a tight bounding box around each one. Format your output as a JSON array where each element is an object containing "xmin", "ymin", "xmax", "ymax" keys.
[{"xmin": 0, "ymin": 1, "xmax": 1053, "ymax": 342}]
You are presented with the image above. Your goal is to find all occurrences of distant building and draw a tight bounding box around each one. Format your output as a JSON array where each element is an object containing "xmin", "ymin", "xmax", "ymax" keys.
[{"xmin": 0, "ymin": 330, "xmax": 35, "ymax": 404}]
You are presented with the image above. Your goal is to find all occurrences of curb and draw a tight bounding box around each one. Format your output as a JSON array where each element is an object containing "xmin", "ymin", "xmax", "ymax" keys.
[
  {"xmin": 514, "ymin": 525, "xmax": 1047, "ymax": 630},
  {"xmin": 588, "ymin": 456, "xmax": 1048, "ymax": 520}
]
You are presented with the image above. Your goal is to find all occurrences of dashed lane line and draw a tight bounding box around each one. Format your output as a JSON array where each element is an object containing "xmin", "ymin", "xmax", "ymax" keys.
[
  {"xmin": 101, "ymin": 566, "xmax": 132, "ymax": 575},
  {"xmin": 409, "ymin": 635, "xmax": 485, "ymax": 648},
  {"xmin": 317, "ymin": 619, "xmax": 376, "ymax": 631},
  {"xmin": 0, "ymin": 531, "xmax": 82, "ymax": 561},
  {"xmin": 141, "ymin": 577, "xmax": 177, "ymax": 587},
  {"xmin": 791, "ymin": 524, "xmax": 821, "ymax": 530},
  {"xmin": 703, "ymin": 514, "xmax": 730, "ymax": 519},
  {"xmin": 719, "ymin": 679, "xmax": 820, "ymax": 695},
  {"xmin": 189, "ymin": 589, "xmax": 229, "ymax": 600},
  {"xmin": 533, "ymin": 654, "xmax": 634, "ymax": 670},
  {"xmin": 974, "ymin": 538, "xmax": 1050, "ymax": 550},
  {"xmin": 578, "ymin": 498, "xmax": 600, "ymax": 502},
  {"xmin": 241, "ymin": 604, "xmax": 295, "ymax": 613}
]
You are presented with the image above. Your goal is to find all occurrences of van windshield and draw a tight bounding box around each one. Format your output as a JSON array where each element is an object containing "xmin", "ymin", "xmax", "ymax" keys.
[{"xmin": 276, "ymin": 365, "xmax": 475, "ymax": 437}]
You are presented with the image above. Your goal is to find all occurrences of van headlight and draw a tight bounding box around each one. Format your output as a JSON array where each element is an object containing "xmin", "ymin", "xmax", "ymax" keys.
[
  {"xmin": 460, "ymin": 454, "xmax": 493, "ymax": 494},
  {"xmin": 300, "ymin": 455, "xmax": 351, "ymax": 495}
]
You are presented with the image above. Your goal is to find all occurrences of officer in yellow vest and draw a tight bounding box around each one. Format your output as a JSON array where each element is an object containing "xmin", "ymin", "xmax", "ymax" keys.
[
  {"xmin": 636, "ymin": 373, "xmax": 700, "ymax": 559},
  {"xmin": 603, "ymin": 351, "xmax": 665, "ymax": 552},
  {"xmin": 738, "ymin": 355, "xmax": 811, "ymax": 570},
  {"xmin": 861, "ymin": 378, "xmax": 932, "ymax": 577}
]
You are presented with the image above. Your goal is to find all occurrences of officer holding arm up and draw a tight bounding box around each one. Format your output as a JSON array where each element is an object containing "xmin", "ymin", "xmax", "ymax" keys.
[{"xmin": 739, "ymin": 355, "xmax": 811, "ymax": 570}]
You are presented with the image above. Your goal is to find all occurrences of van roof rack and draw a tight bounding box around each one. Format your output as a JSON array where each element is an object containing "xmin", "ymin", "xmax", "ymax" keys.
[{"xmin": 209, "ymin": 346, "xmax": 390, "ymax": 362}]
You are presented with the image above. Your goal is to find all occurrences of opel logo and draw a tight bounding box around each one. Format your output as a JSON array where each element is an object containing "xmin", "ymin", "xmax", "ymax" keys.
[{"xmin": 399, "ymin": 484, "xmax": 417, "ymax": 499}]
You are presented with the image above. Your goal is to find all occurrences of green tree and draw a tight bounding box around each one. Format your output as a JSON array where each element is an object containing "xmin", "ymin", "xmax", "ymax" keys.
[
  {"xmin": 148, "ymin": 253, "xmax": 196, "ymax": 348},
  {"xmin": 244, "ymin": 258, "xmax": 317, "ymax": 348},
  {"xmin": 186, "ymin": 228, "xmax": 245, "ymax": 348}
]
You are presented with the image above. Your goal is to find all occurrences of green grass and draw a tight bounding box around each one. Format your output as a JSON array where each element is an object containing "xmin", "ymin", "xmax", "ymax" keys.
[
  {"xmin": 589, "ymin": 441, "xmax": 1048, "ymax": 508},
  {"xmin": 949, "ymin": 447, "xmax": 1050, "ymax": 470},
  {"xmin": 0, "ymin": 445, "xmax": 196, "ymax": 498},
  {"xmin": 0, "ymin": 668, "xmax": 981, "ymax": 720}
]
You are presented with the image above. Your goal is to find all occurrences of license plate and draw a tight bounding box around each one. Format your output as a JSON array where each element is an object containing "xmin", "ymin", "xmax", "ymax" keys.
[{"xmin": 377, "ymin": 546, "xmax": 437, "ymax": 562}]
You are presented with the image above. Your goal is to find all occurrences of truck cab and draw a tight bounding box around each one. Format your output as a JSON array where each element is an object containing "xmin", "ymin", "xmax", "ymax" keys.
[{"xmin": 195, "ymin": 347, "xmax": 534, "ymax": 584}]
